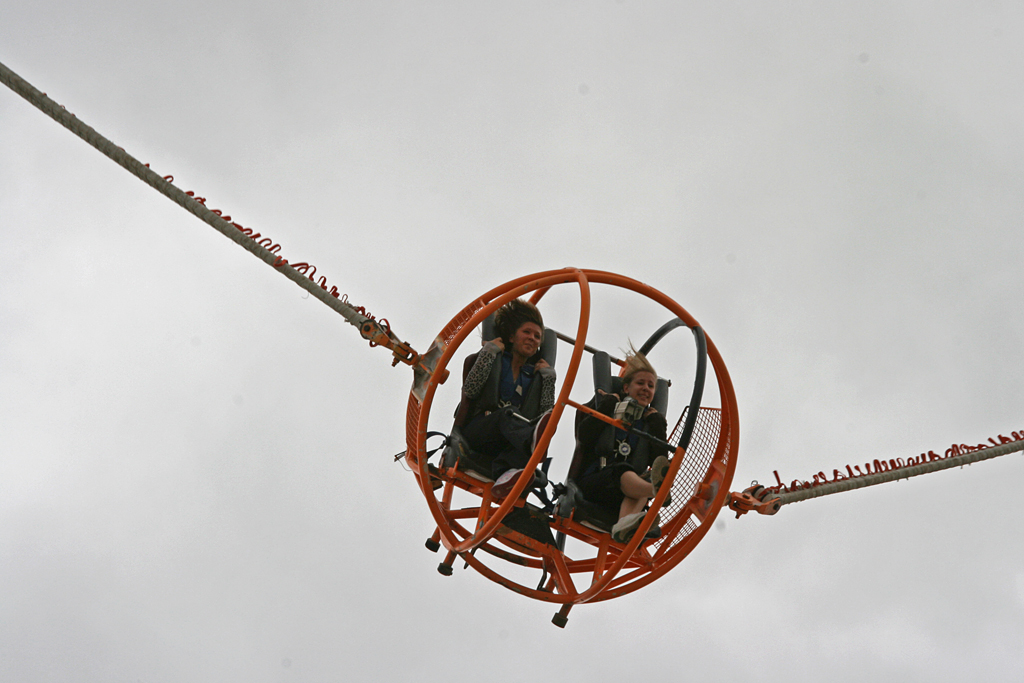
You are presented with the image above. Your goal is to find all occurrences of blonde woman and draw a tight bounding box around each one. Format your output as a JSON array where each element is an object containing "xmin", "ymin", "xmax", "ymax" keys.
[{"xmin": 575, "ymin": 350, "xmax": 670, "ymax": 542}]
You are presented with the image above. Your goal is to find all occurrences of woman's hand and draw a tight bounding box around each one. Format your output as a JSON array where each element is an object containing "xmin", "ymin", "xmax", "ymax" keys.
[
  {"xmin": 487, "ymin": 337, "xmax": 505, "ymax": 351},
  {"xmin": 535, "ymin": 358, "xmax": 550, "ymax": 371}
]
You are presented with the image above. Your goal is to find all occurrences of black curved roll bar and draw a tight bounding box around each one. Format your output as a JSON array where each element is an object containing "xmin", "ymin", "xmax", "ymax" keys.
[{"xmin": 639, "ymin": 318, "xmax": 707, "ymax": 455}]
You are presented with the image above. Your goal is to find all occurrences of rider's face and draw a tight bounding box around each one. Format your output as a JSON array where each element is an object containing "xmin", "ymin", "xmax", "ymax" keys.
[
  {"xmin": 623, "ymin": 371, "xmax": 656, "ymax": 407},
  {"xmin": 510, "ymin": 322, "xmax": 542, "ymax": 360}
]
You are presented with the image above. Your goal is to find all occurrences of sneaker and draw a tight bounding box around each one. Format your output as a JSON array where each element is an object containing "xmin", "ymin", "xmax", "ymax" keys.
[
  {"xmin": 522, "ymin": 410, "xmax": 552, "ymax": 455},
  {"xmin": 491, "ymin": 468, "xmax": 535, "ymax": 500},
  {"xmin": 645, "ymin": 512, "xmax": 662, "ymax": 539},
  {"xmin": 611, "ymin": 512, "xmax": 645, "ymax": 543},
  {"xmin": 650, "ymin": 456, "xmax": 672, "ymax": 507}
]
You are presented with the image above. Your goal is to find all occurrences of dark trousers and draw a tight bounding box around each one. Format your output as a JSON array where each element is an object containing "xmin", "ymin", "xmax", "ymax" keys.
[
  {"xmin": 577, "ymin": 462, "xmax": 633, "ymax": 510},
  {"xmin": 461, "ymin": 409, "xmax": 534, "ymax": 479}
]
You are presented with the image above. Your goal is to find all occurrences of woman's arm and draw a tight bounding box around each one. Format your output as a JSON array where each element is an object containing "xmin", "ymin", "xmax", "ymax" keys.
[
  {"xmin": 645, "ymin": 411, "xmax": 670, "ymax": 459},
  {"xmin": 462, "ymin": 341, "xmax": 502, "ymax": 400},
  {"xmin": 577, "ymin": 392, "xmax": 618, "ymax": 452},
  {"xmin": 537, "ymin": 366, "xmax": 556, "ymax": 413}
]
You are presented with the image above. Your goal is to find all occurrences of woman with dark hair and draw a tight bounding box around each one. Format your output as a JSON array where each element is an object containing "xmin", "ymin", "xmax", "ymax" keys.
[
  {"xmin": 458, "ymin": 298, "xmax": 556, "ymax": 498},
  {"xmin": 576, "ymin": 348, "xmax": 670, "ymax": 542}
]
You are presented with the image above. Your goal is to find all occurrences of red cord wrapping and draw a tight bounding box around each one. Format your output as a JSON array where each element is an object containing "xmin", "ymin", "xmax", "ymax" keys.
[
  {"xmin": 144, "ymin": 186, "xmax": 357, "ymax": 302},
  {"xmin": 767, "ymin": 430, "xmax": 1024, "ymax": 494}
]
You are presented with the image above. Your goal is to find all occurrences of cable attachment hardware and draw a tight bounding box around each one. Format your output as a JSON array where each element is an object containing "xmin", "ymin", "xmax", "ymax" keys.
[
  {"xmin": 726, "ymin": 483, "xmax": 782, "ymax": 519},
  {"xmin": 359, "ymin": 319, "xmax": 419, "ymax": 365},
  {"xmin": 358, "ymin": 318, "xmax": 450, "ymax": 394}
]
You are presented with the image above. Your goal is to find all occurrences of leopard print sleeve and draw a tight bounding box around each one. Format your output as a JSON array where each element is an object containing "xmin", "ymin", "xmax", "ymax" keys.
[
  {"xmin": 538, "ymin": 366, "xmax": 556, "ymax": 413},
  {"xmin": 462, "ymin": 342, "xmax": 501, "ymax": 400}
]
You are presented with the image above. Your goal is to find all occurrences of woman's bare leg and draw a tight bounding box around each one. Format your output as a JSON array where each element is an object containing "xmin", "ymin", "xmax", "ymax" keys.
[{"xmin": 618, "ymin": 470, "xmax": 655, "ymax": 519}]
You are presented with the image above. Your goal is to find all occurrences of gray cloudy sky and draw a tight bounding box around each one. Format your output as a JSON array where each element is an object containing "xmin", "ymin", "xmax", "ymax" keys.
[{"xmin": 2, "ymin": 2, "xmax": 1022, "ymax": 682}]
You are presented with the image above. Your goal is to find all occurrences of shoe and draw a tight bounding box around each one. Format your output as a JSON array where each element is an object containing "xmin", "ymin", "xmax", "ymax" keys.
[
  {"xmin": 611, "ymin": 512, "xmax": 645, "ymax": 543},
  {"xmin": 492, "ymin": 468, "xmax": 535, "ymax": 500},
  {"xmin": 645, "ymin": 512, "xmax": 662, "ymax": 539},
  {"xmin": 650, "ymin": 456, "xmax": 672, "ymax": 507},
  {"xmin": 613, "ymin": 512, "xmax": 663, "ymax": 542},
  {"xmin": 521, "ymin": 410, "xmax": 552, "ymax": 455},
  {"xmin": 532, "ymin": 411, "xmax": 552, "ymax": 447}
]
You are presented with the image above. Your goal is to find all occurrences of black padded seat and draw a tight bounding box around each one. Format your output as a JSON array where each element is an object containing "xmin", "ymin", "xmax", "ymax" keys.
[
  {"xmin": 500, "ymin": 505, "xmax": 558, "ymax": 547},
  {"xmin": 443, "ymin": 425, "xmax": 550, "ymax": 491},
  {"xmin": 557, "ymin": 480, "xmax": 619, "ymax": 531},
  {"xmin": 442, "ymin": 427, "xmax": 496, "ymax": 481}
]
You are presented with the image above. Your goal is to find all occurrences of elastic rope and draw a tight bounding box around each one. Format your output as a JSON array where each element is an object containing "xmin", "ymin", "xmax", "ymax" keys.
[
  {"xmin": 0, "ymin": 60, "xmax": 374, "ymax": 334},
  {"xmin": 774, "ymin": 438, "xmax": 1024, "ymax": 507}
]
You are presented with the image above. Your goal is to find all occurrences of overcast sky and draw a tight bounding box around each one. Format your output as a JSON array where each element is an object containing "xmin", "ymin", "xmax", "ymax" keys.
[{"xmin": 2, "ymin": 2, "xmax": 1022, "ymax": 682}]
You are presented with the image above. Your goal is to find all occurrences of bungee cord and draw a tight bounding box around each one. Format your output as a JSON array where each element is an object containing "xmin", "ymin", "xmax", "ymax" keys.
[
  {"xmin": 0, "ymin": 59, "xmax": 433, "ymax": 378},
  {"xmin": 728, "ymin": 431, "xmax": 1024, "ymax": 517}
]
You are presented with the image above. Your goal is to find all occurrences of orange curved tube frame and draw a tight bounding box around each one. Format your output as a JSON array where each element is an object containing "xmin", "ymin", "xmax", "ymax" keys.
[{"xmin": 404, "ymin": 268, "xmax": 740, "ymax": 609}]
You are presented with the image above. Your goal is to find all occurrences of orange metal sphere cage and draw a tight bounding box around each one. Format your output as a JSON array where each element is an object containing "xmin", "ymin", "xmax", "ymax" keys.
[{"xmin": 404, "ymin": 268, "xmax": 739, "ymax": 624}]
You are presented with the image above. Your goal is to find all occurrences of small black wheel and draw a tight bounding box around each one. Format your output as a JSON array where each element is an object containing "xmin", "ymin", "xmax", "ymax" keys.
[
  {"xmin": 437, "ymin": 562, "xmax": 454, "ymax": 576},
  {"xmin": 425, "ymin": 538, "xmax": 440, "ymax": 553},
  {"xmin": 551, "ymin": 612, "xmax": 568, "ymax": 628}
]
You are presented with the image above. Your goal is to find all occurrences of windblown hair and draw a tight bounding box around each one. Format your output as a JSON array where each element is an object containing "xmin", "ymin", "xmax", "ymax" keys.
[
  {"xmin": 493, "ymin": 298, "xmax": 544, "ymax": 346},
  {"xmin": 621, "ymin": 345, "xmax": 657, "ymax": 385}
]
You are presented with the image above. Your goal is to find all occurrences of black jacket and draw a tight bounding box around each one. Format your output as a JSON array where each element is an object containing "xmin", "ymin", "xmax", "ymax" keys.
[
  {"xmin": 454, "ymin": 342, "xmax": 555, "ymax": 426},
  {"xmin": 577, "ymin": 392, "xmax": 669, "ymax": 477}
]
